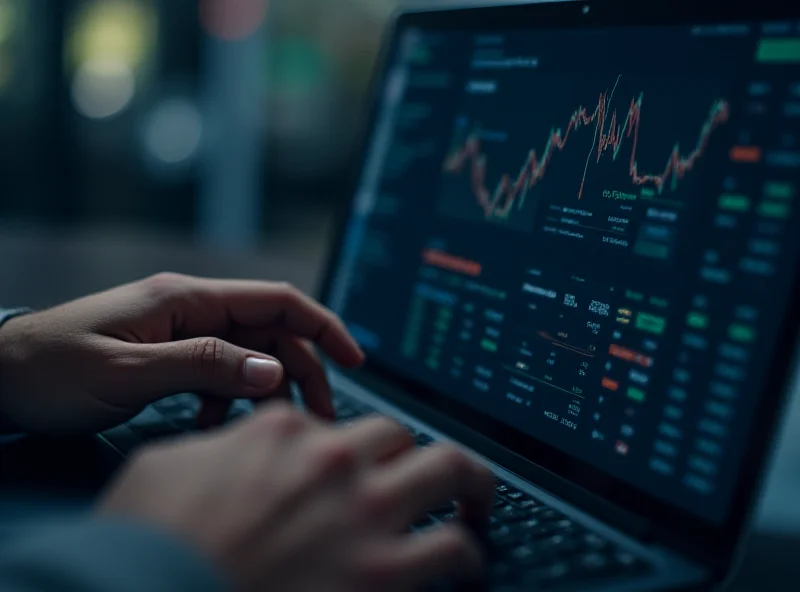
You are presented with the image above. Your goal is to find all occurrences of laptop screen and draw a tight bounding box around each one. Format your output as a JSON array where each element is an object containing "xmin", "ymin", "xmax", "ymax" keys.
[{"xmin": 327, "ymin": 17, "xmax": 800, "ymax": 524}]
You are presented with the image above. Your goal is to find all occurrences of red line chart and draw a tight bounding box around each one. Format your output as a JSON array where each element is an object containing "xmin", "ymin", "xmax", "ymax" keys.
[{"xmin": 443, "ymin": 75, "xmax": 730, "ymax": 219}]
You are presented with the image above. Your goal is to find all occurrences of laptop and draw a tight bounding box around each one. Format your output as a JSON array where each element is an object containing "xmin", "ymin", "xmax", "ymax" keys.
[{"xmin": 100, "ymin": 0, "xmax": 800, "ymax": 589}]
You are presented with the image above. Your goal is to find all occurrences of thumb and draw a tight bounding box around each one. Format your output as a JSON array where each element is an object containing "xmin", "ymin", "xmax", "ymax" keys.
[{"xmin": 124, "ymin": 337, "xmax": 284, "ymax": 401}]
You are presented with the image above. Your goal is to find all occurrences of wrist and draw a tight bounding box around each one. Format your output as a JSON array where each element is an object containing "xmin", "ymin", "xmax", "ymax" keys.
[
  {"xmin": 0, "ymin": 307, "xmax": 33, "ymax": 366},
  {"xmin": 0, "ymin": 308, "xmax": 34, "ymax": 434}
]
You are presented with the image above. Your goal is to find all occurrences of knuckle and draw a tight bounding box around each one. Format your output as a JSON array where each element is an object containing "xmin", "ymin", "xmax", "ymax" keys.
[
  {"xmin": 189, "ymin": 337, "xmax": 225, "ymax": 377},
  {"xmin": 141, "ymin": 272, "xmax": 186, "ymax": 300},
  {"xmin": 262, "ymin": 404, "xmax": 305, "ymax": 437},
  {"xmin": 309, "ymin": 438, "xmax": 355, "ymax": 478},
  {"xmin": 394, "ymin": 423, "xmax": 416, "ymax": 447},
  {"xmin": 373, "ymin": 415, "xmax": 403, "ymax": 432},
  {"xmin": 277, "ymin": 282, "xmax": 304, "ymax": 306},
  {"xmin": 442, "ymin": 525, "xmax": 483, "ymax": 570},
  {"xmin": 439, "ymin": 526, "xmax": 473, "ymax": 558},
  {"xmin": 374, "ymin": 416, "xmax": 414, "ymax": 447},
  {"xmin": 357, "ymin": 483, "xmax": 395, "ymax": 521},
  {"xmin": 276, "ymin": 281, "xmax": 298, "ymax": 296},
  {"xmin": 435, "ymin": 445, "xmax": 471, "ymax": 475},
  {"xmin": 326, "ymin": 309, "xmax": 346, "ymax": 330}
]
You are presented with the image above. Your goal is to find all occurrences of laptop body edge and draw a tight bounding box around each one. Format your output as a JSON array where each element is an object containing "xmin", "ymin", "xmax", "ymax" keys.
[{"xmin": 317, "ymin": 0, "xmax": 800, "ymax": 589}]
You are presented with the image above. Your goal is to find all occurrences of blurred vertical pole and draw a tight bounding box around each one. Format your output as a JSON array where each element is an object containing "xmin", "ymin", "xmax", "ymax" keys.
[
  {"xmin": 41, "ymin": 0, "xmax": 76, "ymax": 224},
  {"xmin": 153, "ymin": 0, "xmax": 201, "ymax": 231},
  {"xmin": 197, "ymin": 1, "xmax": 267, "ymax": 251}
]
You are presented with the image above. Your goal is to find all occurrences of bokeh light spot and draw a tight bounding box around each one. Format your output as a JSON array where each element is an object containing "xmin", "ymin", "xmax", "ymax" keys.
[
  {"xmin": 144, "ymin": 99, "xmax": 203, "ymax": 164},
  {"xmin": 71, "ymin": 58, "xmax": 136, "ymax": 120},
  {"xmin": 199, "ymin": 0, "xmax": 268, "ymax": 41}
]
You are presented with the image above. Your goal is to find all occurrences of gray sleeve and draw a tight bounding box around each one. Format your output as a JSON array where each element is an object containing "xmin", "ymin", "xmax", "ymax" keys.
[{"xmin": 0, "ymin": 517, "xmax": 228, "ymax": 592}]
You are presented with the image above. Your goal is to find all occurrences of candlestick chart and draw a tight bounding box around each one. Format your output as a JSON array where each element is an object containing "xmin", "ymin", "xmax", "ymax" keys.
[{"xmin": 438, "ymin": 75, "xmax": 730, "ymax": 231}]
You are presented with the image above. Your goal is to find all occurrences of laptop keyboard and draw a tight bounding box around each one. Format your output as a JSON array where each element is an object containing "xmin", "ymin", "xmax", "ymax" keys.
[{"xmin": 102, "ymin": 392, "xmax": 651, "ymax": 590}]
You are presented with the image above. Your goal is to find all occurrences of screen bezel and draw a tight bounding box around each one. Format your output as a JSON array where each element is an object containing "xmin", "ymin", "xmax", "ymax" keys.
[{"xmin": 319, "ymin": 0, "xmax": 800, "ymax": 565}]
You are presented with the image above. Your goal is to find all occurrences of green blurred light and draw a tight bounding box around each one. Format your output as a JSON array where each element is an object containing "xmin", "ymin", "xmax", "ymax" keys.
[
  {"xmin": 268, "ymin": 37, "xmax": 327, "ymax": 94},
  {"xmin": 0, "ymin": 0, "xmax": 18, "ymax": 46}
]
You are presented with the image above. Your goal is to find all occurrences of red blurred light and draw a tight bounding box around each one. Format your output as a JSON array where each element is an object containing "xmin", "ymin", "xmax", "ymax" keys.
[{"xmin": 199, "ymin": 0, "xmax": 268, "ymax": 41}]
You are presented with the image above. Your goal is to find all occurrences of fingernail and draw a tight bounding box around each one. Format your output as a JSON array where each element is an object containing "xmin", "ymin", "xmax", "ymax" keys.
[{"xmin": 244, "ymin": 358, "xmax": 283, "ymax": 390}]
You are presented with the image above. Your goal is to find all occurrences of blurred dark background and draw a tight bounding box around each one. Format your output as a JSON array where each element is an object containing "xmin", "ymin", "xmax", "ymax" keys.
[
  {"xmin": 0, "ymin": 1, "xmax": 799, "ymax": 587},
  {"xmin": 0, "ymin": 0, "xmax": 409, "ymax": 306},
  {"xmin": 0, "ymin": 0, "xmax": 391, "ymax": 230}
]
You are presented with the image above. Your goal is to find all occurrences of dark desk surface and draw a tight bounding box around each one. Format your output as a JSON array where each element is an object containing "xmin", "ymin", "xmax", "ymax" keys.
[{"xmin": 0, "ymin": 433, "xmax": 795, "ymax": 591}]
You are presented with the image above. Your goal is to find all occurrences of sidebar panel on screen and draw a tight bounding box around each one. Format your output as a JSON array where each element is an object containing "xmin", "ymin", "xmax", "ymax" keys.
[{"xmin": 330, "ymin": 29, "xmax": 469, "ymax": 352}]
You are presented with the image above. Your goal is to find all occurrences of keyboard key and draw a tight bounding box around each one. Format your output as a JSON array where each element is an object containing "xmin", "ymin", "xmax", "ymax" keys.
[
  {"xmin": 102, "ymin": 425, "xmax": 140, "ymax": 454},
  {"xmin": 613, "ymin": 551, "xmax": 647, "ymax": 572},
  {"xmin": 488, "ymin": 524, "xmax": 511, "ymax": 538},
  {"xmin": 127, "ymin": 407, "xmax": 182, "ymax": 440},
  {"xmin": 573, "ymin": 551, "xmax": 612, "ymax": 574},
  {"xmin": 505, "ymin": 491, "xmax": 525, "ymax": 501},
  {"xmin": 153, "ymin": 398, "xmax": 185, "ymax": 413},
  {"xmin": 403, "ymin": 424, "xmax": 420, "ymax": 437},
  {"xmin": 128, "ymin": 407, "xmax": 167, "ymax": 427},
  {"xmin": 583, "ymin": 532, "xmax": 609, "ymax": 550},
  {"xmin": 429, "ymin": 503, "xmax": 455, "ymax": 518},
  {"xmin": 334, "ymin": 410, "xmax": 360, "ymax": 422},
  {"xmin": 488, "ymin": 560, "xmax": 515, "ymax": 583},
  {"xmin": 172, "ymin": 393, "xmax": 199, "ymax": 405},
  {"xmin": 524, "ymin": 522, "xmax": 561, "ymax": 540},
  {"xmin": 332, "ymin": 396, "xmax": 370, "ymax": 421},
  {"xmin": 228, "ymin": 409, "xmax": 250, "ymax": 420},
  {"xmin": 160, "ymin": 393, "xmax": 199, "ymax": 414},
  {"xmin": 130, "ymin": 422, "xmax": 181, "ymax": 442},
  {"xmin": 412, "ymin": 515, "xmax": 435, "ymax": 530},
  {"xmin": 415, "ymin": 434, "xmax": 434, "ymax": 446},
  {"xmin": 507, "ymin": 517, "xmax": 535, "ymax": 532},
  {"xmin": 532, "ymin": 507, "xmax": 563, "ymax": 522},
  {"xmin": 495, "ymin": 504, "xmax": 528, "ymax": 522},
  {"xmin": 168, "ymin": 407, "xmax": 200, "ymax": 430},
  {"xmin": 577, "ymin": 551, "xmax": 609, "ymax": 571},
  {"xmin": 488, "ymin": 525, "xmax": 521, "ymax": 547},
  {"xmin": 510, "ymin": 544, "xmax": 536, "ymax": 564},
  {"xmin": 520, "ymin": 561, "xmax": 570, "ymax": 587},
  {"xmin": 534, "ymin": 534, "xmax": 582, "ymax": 557},
  {"xmin": 228, "ymin": 400, "xmax": 253, "ymax": 419}
]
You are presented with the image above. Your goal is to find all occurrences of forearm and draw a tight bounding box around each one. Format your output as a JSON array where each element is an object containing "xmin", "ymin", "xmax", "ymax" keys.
[{"xmin": 0, "ymin": 516, "xmax": 227, "ymax": 592}]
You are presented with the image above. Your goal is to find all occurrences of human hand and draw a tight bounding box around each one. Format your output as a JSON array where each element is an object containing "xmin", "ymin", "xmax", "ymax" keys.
[
  {"xmin": 0, "ymin": 273, "xmax": 363, "ymax": 434},
  {"xmin": 98, "ymin": 403, "xmax": 495, "ymax": 592}
]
